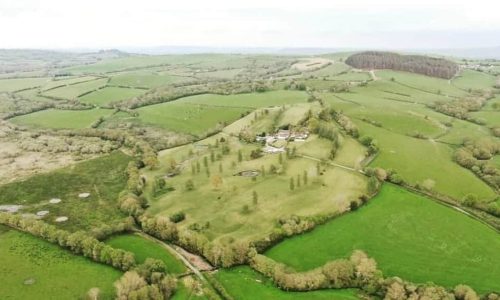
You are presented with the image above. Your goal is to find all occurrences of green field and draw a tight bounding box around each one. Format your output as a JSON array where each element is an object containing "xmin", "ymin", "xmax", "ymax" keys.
[
  {"xmin": 41, "ymin": 76, "xmax": 98, "ymax": 91},
  {"xmin": 136, "ymin": 102, "xmax": 249, "ymax": 135},
  {"xmin": 42, "ymin": 78, "xmax": 108, "ymax": 99},
  {"xmin": 0, "ymin": 77, "xmax": 49, "ymax": 92},
  {"xmin": 265, "ymin": 184, "xmax": 500, "ymax": 293},
  {"xmin": 78, "ymin": 86, "xmax": 145, "ymax": 106},
  {"xmin": 0, "ymin": 226, "xmax": 121, "ymax": 300},
  {"xmin": 359, "ymin": 122, "xmax": 496, "ymax": 200},
  {"xmin": 318, "ymin": 76, "xmax": 496, "ymax": 201},
  {"xmin": 376, "ymin": 70, "xmax": 467, "ymax": 97},
  {"xmin": 214, "ymin": 266, "xmax": 359, "ymax": 300},
  {"xmin": 452, "ymin": 70, "xmax": 497, "ymax": 91},
  {"xmin": 0, "ymin": 152, "xmax": 131, "ymax": 231},
  {"xmin": 176, "ymin": 90, "xmax": 307, "ymax": 108},
  {"xmin": 109, "ymin": 73, "xmax": 192, "ymax": 88},
  {"xmin": 10, "ymin": 108, "xmax": 113, "ymax": 129},
  {"xmin": 132, "ymin": 84, "xmax": 306, "ymax": 136},
  {"xmin": 105, "ymin": 234, "xmax": 186, "ymax": 274}
]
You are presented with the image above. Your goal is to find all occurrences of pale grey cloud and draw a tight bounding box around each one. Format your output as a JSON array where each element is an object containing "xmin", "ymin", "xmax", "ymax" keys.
[{"xmin": 0, "ymin": 0, "xmax": 499, "ymax": 49}]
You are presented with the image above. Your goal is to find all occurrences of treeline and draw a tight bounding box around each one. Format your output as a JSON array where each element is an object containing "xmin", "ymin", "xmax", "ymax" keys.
[
  {"xmin": 117, "ymin": 80, "xmax": 273, "ymax": 109},
  {"xmin": 429, "ymin": 91, "xmax": 493, "ymax": 123},
  {"xmin": 248, "ymin": 251, "xmax": 493, "ymax": 300},
  {"xmin": 346, "ymin": 51, "xmax": 459, "ymax": 79},
  {"xmin": 138, "ymin": 215, "xmax": 250, "ymax": 268},
  {"xmin": 454, "ymin": 138, "xmax": 500, "ymax": 210},
  {"xmin": 0, "ymin": 212, "xmax": 136, "ymax": 271},
  {"xmin": 1, "ymin": 92, "xmax": 94, "ymax": 120}
]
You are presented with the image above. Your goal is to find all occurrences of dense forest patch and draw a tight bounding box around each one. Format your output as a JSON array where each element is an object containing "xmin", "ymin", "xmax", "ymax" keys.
[{"xmin": 346, "ymin": 51, "xmax": 458, "ymax": 79}]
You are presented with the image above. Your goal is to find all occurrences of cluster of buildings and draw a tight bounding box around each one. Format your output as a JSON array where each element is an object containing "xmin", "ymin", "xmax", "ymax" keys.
[{"xmin": 256, "ymin": 129, "xmax": 310, "ymax": 154}]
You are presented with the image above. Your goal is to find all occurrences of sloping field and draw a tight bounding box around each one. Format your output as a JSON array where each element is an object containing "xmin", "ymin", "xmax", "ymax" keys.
[
  {"xmin": 0, "ymin": 77, "xmax": 49, "ymax": 92},
  {"xmin": 10, "ymin": 108, "xmax": 113, "ymax": 129},
  {"xmin": 109, "ymin": 73, "xmax": 191, "ymax": 88},
  {"xmin": 265, "ymin": 184, "xmax": 500, "ymax": 293},
  {"xmin": 136, "ymin": 102, "xmax": 249, "ymax": 135},
  {"xmin": 358, "ymin": 121, "xmax": 496, "ymax": 200},
  {"xmin": 42, "ymin": 78, "xmax": 108, "ymax": 99},
  {"xmin": 78, "ymin": 86, "xmax": 145, "ymax": 106},
  {"xmin": 176, "ymin": 90, "xmax": 307, "ymax": 108},
  {"xmin": 452, "ymin": 69, "xmax": 497, "ymax": 91},
  {"xmin": 105, "ymin": 234, "xmax": 186, "ymax": 274},
  {"xmin": 215, "ymin": 266, "xmax": 359, "ymax": 300}
]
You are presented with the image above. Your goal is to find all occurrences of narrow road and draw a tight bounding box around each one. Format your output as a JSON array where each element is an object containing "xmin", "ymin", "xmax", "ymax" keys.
[
  {"xmin": 134, "ymin": 231, "xmax": 210, "ymax": 282},
  {"xmin": 298, "ymin": 154, "xmax": 364, "ymax": 174}
]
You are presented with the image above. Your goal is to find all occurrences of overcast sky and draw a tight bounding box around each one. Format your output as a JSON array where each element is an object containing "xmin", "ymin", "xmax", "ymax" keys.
[{"xmin": 1, "ymin": 0, "xmax": 500, "ymax": 50}]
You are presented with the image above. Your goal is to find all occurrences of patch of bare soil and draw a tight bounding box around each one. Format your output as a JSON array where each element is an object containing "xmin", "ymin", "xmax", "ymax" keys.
[{"xmin": 173, "ymin": 245, "xmax": 215, "ymax": 271}]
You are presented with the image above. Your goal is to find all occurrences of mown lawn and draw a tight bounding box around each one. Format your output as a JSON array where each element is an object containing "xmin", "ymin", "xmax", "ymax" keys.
[
  {"xmin": 0, "ymin": 226, "xmax": 121, "ymax": 300},
  {"xmin": 10, "ymin": 108, "xmax": 113, "ymax": 129},
  {"xmin": 265, "ymin": 184, "xmax": 500, "ymax": 294},
  {"xmin": 105, "ymin": 234, "xmax": 186, "ymax": 274},
  {"xmin": 0, "ymin": 152, "xmax": 131, "ymax": 231},
  {"xmin": 214, "ymin": 266, "xmax": 359, "ymax": 300}
]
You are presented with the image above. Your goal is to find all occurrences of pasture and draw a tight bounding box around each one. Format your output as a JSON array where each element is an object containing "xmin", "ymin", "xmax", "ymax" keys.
[
  {"xmin": 105, "ymin": 234, "xmax": 186, "ymax": 274},
  {"xmin": 0, "ymin": 226, "xmax": 121, "ymax": 300},
  {"xmin": 0, "ymin": 77, "xmax": 49, "ymax": 92},
  {"xmin": 214, "ymin": 266, "xmax": 359, "ymax": 300},
  {"xmin": 136, "ymin": 102, "xmax": 249, "ymax": 136},
  {"xmin": 175, "ymin": 90, "xmax": 307, "ymax": 108},
  {"xmin": 452, "ymin": 69, "xmax": 497, "ymax": 91},
  {"xmin": 41, "ymin": 78, "xmax": 108, "ymax": 99},
  {"xmin": 10, "ymin": 108, "xmax": 113, "ymax": 129},
  {"xmin": 78, "ymin": 86, "xmax": 145, "ymax": 106},
  {"xmin": 109, "ymin": 73, "xmax": 191, "ymax": 88},
  {"xmin": 265, "ymin": 184, "xmax": 500, "ymax": 294}
]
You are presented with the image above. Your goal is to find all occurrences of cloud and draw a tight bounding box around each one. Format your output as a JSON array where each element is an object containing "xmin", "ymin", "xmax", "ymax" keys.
[{"xmin": 0, "ymin": 0, "xmax": 499, "ymax": 49}]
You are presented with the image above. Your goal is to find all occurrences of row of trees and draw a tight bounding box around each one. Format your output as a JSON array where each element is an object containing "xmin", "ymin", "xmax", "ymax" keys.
[
  {"xmin": 345, "ymin": 51, "xmax": 459, "ymax": 79},
  {"xmin": 250, "ymin": 249, "xmax": 495, "ymax": 300},
  {"xmin": 430, "ymin": 95, "xmax": 489, "ymax": 122},
  {"xmin": 114, "ymin": 259, "xmax": 176, "ymax": 300},
  {"xmin": 250, "ymin": 250, "xmax": 380, "ymax": 291},
  {"xmin": 138, "ymin": 215, "xmax": 250, "ymax": 268},
  {"xmin": 119, "ymin": 79, "xmax": 273, "ymax": 110},
  {"xmin": 0, "ymin": 212, "xmax": 136, "ymax": 271}
]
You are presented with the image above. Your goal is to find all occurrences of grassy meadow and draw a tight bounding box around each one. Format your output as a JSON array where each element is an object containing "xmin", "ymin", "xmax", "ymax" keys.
[
  {"xmin": 10, "ymin": 108, "xmax": 113, "ymax": 129},
  {"xmin": 0, "ymin": 226, "xmax": 121, "ymax": 300},
  {"xmin": 78, "ymin": 86, "xmax": 145, "ymax": 106},
  {"xmin": 265, "ymin": 184, "xmax": 500, "ymax": 293},
  {"xmin": 105, "ymin": 234, "xmax": 186, "ymax": 274},
  {"xmin": 0, "ymin": 77, "xmax": 49, "ymax": 92},
  {"xmin": 214, "ymin": 266, "xmax": 359, "ymax": 300},
  {"xmin": 41, "ymin": 78, "xmax": 108, "ymax": 99}
]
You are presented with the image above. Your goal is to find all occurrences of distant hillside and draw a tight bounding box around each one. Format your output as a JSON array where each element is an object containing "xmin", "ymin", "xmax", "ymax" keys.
[{"xmin": 345, "ymin": 51, "xmax": 459, "ymax": 79}]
